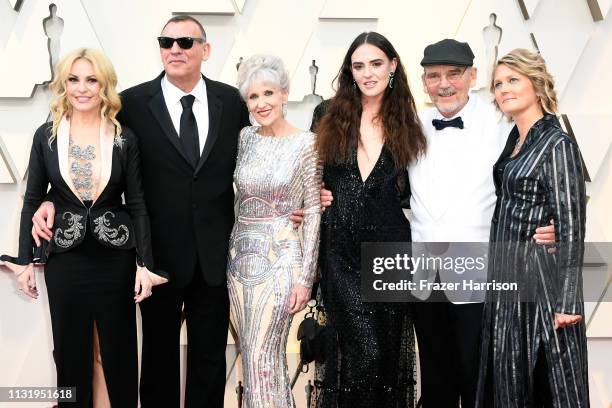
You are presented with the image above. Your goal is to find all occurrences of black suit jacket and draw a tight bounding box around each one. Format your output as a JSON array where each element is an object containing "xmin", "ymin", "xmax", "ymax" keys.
[
  {"xmin": 118, "ymin": 73, "xmax": 249, "ymax": 288},
  {"xmin": 3, "ymin": 121, "xmax": 156, "ymax": 272}
]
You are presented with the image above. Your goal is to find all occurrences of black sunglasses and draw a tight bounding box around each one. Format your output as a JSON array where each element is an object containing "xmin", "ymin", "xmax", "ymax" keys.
[{"xmin": 157, "ymin": 36, "xmax": 205, "ymax": 50}]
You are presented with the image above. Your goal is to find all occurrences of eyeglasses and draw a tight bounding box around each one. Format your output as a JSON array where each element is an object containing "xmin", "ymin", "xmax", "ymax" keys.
[
  {"xmin": 157, "ymin": 36, "xmax": 205, "ymax": 50},
  {"xmin": 424, "ymin": 67, "xmax": 468, "ymax": 86}
]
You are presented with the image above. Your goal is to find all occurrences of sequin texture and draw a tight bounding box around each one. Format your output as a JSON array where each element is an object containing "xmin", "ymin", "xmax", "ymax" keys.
[
  {"xmin": 54, "ymin": 212, "xmax": 84, "ymax": 248},
  {"xmin": 228, "ymin": 126, "xmax": 322, "ymax": 408},
  {"xmin": 93, "ymin": 211, "xmax": 130, "ymax": 246},
  {"xmin": 69, "ymin": 137, "xmax": 97, "ymax": 201},
  {"xmin": 310, "ymin": 103, "xmax": 416, "ymax": 408}
]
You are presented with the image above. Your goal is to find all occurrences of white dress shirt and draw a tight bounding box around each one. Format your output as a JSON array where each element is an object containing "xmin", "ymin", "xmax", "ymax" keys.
[
  {"xmin": 408, "ymin": 94, "xmax": 513, "ymax": 303},
  {"xmin": 409, "ymin": 93, "xmax": 512, "ymax": 243},
  {"xmin": 161, "ymin": 75, "xmax": 209, "ymax": 154}
]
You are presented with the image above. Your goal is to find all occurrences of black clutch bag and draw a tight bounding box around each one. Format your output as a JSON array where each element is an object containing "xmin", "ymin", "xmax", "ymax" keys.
[{"xmin": 297, "ymin": 299, "xmax": 327, "ymax": 364}]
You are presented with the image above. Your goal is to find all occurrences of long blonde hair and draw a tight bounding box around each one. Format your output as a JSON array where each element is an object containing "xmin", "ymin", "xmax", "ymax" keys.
[
  {"xmin": 48, "ymin": 48, "xmax": 122, "ymax": 145},
  {"xmin": 491, "ymin": 48, "xmax": 558, "ymax": 115}
]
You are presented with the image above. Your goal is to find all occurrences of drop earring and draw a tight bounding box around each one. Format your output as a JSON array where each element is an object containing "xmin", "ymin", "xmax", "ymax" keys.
[{"xmin": 388, "ymin": 71, "xmax": 395, "ymax": 89}]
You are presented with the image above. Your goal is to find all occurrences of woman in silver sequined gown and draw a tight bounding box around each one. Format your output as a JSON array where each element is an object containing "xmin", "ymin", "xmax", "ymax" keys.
[{"xmin": 228, "ymin": 55, "xmax": 322, "ymax": 408}]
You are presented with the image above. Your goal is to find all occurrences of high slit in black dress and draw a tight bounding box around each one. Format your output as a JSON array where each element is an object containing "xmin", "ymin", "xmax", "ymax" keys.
[{"xmin": 45, "ymin": 211, "xmax": 137, "ymax": 406}]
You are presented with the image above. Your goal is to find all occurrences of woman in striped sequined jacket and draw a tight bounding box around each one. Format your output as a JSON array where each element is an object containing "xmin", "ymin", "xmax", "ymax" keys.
[{"xmin": 476, "ymin": 49, "xmax": 589, "ymax": 408}]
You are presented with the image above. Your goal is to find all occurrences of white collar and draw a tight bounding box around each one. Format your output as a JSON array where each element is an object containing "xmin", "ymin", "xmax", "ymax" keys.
[
  {"xmin": 161, "ymin": 74, "xmax": 207, "ymax": 105},
  {"xmin": 433, "ymin": 92, "xmax": 478, "ymax": 130}
]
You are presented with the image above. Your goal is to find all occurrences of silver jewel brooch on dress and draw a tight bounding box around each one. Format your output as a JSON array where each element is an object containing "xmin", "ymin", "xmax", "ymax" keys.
[
  {"xmin": 69, "ymin": 136, "xmax": 96, "ymax": 201},
  {"xmin": 113, "ymin": 134, "xmax": 125, "ymax": 149}
]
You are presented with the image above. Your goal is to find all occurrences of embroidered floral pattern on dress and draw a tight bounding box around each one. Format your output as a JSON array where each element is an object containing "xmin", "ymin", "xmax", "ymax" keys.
[
  {"xmin": 54, "ymin": 212, "xmax": 84, "ymax": 248},
  {"xmin": 93, "ymin": 211, "xmax": 129, "ymax": 246}
]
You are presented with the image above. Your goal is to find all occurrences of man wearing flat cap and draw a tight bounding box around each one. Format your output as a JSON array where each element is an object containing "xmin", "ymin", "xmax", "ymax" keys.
[
  {"xmin": 409, "ymin": 38, "xmax": 556, "ymax": 407},
  {"xmin": 317, "ymin": 38, "xmax": 557, "ymax": 407}
]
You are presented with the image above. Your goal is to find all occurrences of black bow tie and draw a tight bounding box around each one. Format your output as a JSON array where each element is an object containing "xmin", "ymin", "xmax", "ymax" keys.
[{"xmin": 432, "ymin": 117, "xmax": 464, "ymax": 130}]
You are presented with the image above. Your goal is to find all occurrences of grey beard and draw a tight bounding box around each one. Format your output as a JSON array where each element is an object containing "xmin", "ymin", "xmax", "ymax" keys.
[{"xmin": 435, "ymin": 100, "xmax": 463, "ymax": 115}]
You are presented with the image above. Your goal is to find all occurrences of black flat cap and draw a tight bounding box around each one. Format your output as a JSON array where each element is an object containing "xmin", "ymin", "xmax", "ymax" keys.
[{"xmin": 421, "ymin": 39, "xmax": 475, "ymax": 67}]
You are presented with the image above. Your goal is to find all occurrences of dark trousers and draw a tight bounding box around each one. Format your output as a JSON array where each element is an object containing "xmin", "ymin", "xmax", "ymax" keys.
[
  {"xmin": 413, "ymin": 302, "xmax": 491, "ymax": 408},
  {"xmin": 139, "ymin": 269, "xmax": 230, "ymax": 408},
  {"xmin": 532, "ymin": 345, "xmax": 554, "ymax": 408}
]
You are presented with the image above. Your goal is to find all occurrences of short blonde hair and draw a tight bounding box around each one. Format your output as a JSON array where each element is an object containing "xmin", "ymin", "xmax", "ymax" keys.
[
  {"xmin": 49, "ymin": 48, "xmax": 122, "ymax": 145},
  {"xmin": 491, "ymin": 48, "xmax": 558, "ymax": 114},
  {"xmin": 236, "ymin": 54, "xmax": 290, "ymax": 100}
]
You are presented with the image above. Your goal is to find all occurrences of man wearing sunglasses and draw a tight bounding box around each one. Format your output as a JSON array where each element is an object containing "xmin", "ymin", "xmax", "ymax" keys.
[
  {"xmin": 119, "ymin": 16, "xmax": 250, "ymax": 408},
  {"xmin": 30, "ymin": 15, "xmax": 249, "ymax": 408},
  {"xmin": 119, "ymin": 15, "xmax": 250, "ymax": 408}
]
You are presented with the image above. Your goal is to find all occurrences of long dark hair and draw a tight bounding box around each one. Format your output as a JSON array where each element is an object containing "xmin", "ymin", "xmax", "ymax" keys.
[{"xmin": 315, "ymin": 32, "xmax": 426, "ymax": 168}]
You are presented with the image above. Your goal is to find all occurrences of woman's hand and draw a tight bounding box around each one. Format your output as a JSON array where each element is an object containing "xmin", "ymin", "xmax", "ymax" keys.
[
  {"xmin": 533, "ymin": 219, "xmax": 556, "ymax": 254},
  {"xmin": 320, "ymin": 183, "xmax": 333, "ymax": 212},
  {"xmin": 554, "ymin": 313, "xmax": 582, "ymax": 330},
  {"xmin": 289, "ymin": 209, "xmax": 304, "ymax": 229},
  {"xmin": 16, "ymin": 264, "xmax": 38, "ymax": 299},
  {"xmin": 288, "ymin": 283, "xmax": 311, "ymax": 314},
  {"xmin": 148, "ymin": 270, "xmax": 168, "ymax": 287},
  {"xmin": 134, "ymin": 266, "xmax": 154, "ymax": 303},
  {"xmin": 3, "ymin": 260, "xmax": 29, "ymax": 276}
]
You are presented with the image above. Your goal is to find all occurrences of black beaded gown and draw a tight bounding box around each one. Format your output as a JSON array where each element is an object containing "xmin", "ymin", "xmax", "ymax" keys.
[{"xmin": 311, "ymin": 102, "xmax": 416, "ymax": 408}]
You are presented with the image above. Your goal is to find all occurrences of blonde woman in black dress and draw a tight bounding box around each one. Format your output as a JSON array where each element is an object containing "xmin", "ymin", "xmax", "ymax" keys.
[{"xmin": 2, "ymin": 48, "xmax": 167, "ymax": 407}]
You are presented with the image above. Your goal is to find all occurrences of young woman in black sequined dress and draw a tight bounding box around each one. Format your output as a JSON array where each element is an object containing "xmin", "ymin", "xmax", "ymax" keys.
[{"xmin": 311, "ymin": 32, "xmax": 427, "ymax": 408}]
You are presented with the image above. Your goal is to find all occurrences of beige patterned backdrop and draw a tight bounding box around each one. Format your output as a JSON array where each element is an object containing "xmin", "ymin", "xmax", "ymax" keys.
[{"xmin": 1, "ymin": 0, "xmax": 611, "ymax": 407}]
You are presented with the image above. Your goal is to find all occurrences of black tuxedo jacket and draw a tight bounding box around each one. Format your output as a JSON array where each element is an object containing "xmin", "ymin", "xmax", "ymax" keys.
[{"xmin": 118, "ymin": 73, "xmax": 249, "ymax": 288}]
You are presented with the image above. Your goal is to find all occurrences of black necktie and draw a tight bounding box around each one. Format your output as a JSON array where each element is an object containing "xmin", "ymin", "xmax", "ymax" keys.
[
  {"xmin": 179, "ymin": 95, "xmax": 200, "ymax": 167},
  {"xmin": 432, "ymin": 116, "xmax": 464, "ymax": 131}
]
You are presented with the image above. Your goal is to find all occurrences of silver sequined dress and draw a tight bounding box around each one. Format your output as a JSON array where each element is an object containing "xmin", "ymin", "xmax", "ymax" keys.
[{"xmin": 228, "ymin": 126, "xmax": 322, "ymax": 408}]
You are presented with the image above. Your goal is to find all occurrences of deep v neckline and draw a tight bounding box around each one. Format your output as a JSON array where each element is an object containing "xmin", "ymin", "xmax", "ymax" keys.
[{"xmin": 356, "ymin": 144, "xmax": 384, "ymax": 184}]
